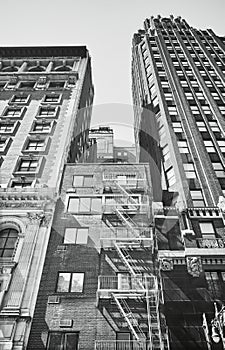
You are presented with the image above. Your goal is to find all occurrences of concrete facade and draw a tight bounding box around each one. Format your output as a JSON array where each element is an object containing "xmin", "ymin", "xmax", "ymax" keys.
[{"xmin": 132, "ymin": 16, "xmax": 225, "ymax": 349}]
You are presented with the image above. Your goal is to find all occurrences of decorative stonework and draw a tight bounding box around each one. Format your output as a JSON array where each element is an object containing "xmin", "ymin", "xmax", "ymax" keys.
[
  {"xmin": 0, "ymin": 266, "xmax": 13, "ymax": 274},
  {"xmin": 41, "ymin": 214, "xmax": 52, "ymax": 227},
  {"xmin": 186, "ymin": 256, "xmax": 202, "ymax": 277},
  {"xmin": 197, "ymin": 238, "xmax": 225, "ymax": 248},
  {"xmin": 26, "ymin": 212, "xmax": 45, "ymax": 224},
  {"xmin": 0, "ymin": 200, "xmax": 43, "ymax": 209},
  {"xmin": 217, "ymin": 196, "xmax": 225, "ymax": 212},
  {"xmin": 160, "ymin": 258, "xmax": 173, "ymax": 271},
  {"xmin": 26, "ymin": 212, "xmax": 52, "ymax": 227}
]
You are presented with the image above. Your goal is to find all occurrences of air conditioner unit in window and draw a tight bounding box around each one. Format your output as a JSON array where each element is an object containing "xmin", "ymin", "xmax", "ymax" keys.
[
  {"xmin": 48, "ymin": 296, "xmax": 60, "ymax": 304},
  {"xmin": 57, "ymin": 245, "xmax": 67, "ymax": 252},
  {"xmin": 59, "ymin": 319, "xmax": 73, "ymax": 328},
  {"xmin": 181, "ymin": 229, "xmax": 195, "ymax": 237}
]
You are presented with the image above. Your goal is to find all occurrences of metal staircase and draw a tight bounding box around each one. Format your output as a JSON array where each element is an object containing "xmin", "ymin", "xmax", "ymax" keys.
[{"xmin": 100, "ymin": 175, "xmax": 165, "ymax": 349}]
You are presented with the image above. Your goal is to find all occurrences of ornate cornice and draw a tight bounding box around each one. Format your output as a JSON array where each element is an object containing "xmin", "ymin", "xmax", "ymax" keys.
[{"xmin": 0, "ymin": 46, "xmax": 87, "ymax": 59}]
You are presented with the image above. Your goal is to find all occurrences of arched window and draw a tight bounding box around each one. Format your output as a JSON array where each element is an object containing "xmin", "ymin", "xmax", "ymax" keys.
[
  {"xmin": 0, "ymin": 228, "xmax": 18, "ymax": 257},
  {"xmin": 2, "ymin": 66, "xmax": 18, "ymax": 72},
  {"xmin": 54, "ymin": 65, "xmax": 71, "ymax": 72},
  {"xmin": 28, "ymin": 66, "xmax": 45, "ymax": 72}
]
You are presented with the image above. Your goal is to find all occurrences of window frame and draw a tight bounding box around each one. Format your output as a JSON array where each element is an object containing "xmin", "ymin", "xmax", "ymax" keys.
[
  {"xmin": 63, "ymin": 227, "xmax": 89, "ymax": 245},
  {"xmin": 17, "ymin": 81, "xmax": 36, "ymax": 90},
  {"xmin": 56, "ymin": 272, "xmax": 84, "ymax": 293},
  {"xmin": 13, "ymin": 156, "xmax": 44, "ymax": 176},
  {"xmin": 0, "ymin": 227, "xmax": 19, "ymax": 258},
  {"xmin": 46, "ymin": 331, "xmax": 79, "ymax": 350},
  {"xmin": 0, "ymin": 120, "xmax": 20, "ymax": 136},
  {"xmin": 190, "ymin": 189, "xmax": 205, "ymax": 207},
  {"xmin": 29, "ymin": 119, "xmax": 55, "ymax": 134},
  {"xmin": 199, "ymin": 221, "xmax": 215, "ymax": 238},
  {"xmin": 2, "ymin": 106, "xmax": 26, "ymax": 120},
  {"xmin": 0, "ymin": 137, "xmax": 12, "ymax": 155},
  {"xmin": 36, "ymin": 105, "xmax": 59, "ymax": 119},
  {"xmin": 67, "ymin": 196, "xmax": 102, "ymax": 214},
  {"xmin": 9, "ymin": 94, "xmax": 30, "ymax": 105},
  {"xmin": 41, "ymin": 93, "xmax": 62, "ymax": 104},
  {"xmin": 22, "ymin": 136, "xmax": 50, "ymax": 154},
  {"xmin": 48, "ymin": 81, "xmax": 66, "ymax": 90},
  {"xmin": 72, "ymin": 175, "xmax": 94, "ymax": 187}
]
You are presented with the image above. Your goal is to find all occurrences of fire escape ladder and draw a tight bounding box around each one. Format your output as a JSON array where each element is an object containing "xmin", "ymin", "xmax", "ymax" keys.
[
  {"xmin": 114, "ymin": 208, "xmax": 140, "ymax": 238},
  {"xmin": 114, "ymin": 242, "xmax": 144, "ymax": 284},
  {"xmin": 145, "ymin": 276, "xmax": 164, "ymax": 350},
  {"xmin": 113, "ymin": 181, "xmax": 139, "ymax": 206},
  {"xmin": 101, "ymin": 176, "xmax": 164, "ymax": 349},
  {"xmin": 112, "ymin": 294, "xmax": 146, "ymax": 341}
]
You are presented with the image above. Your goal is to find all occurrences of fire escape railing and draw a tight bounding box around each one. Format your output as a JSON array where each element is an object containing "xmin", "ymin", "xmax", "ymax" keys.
[{"xmin": 97, "ymin": 176, "xmax": 165, "ymax": 349}]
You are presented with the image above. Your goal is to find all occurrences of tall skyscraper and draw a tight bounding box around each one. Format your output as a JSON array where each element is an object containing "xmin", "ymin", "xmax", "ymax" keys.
[
  {"xmin": 0, "ymin": 46, "xmax": 94, "ymax": 349},
  {"xmin": 132, "ymin": 16, "xmax": 225, "ymax": 349}
]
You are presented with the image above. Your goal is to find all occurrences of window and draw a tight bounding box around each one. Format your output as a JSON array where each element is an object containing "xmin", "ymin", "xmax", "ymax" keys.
[
  {"xmin": 196, "ymin": 121, "xmax": 207, "ymax": 132},
  {"xmin": 0, "ymin": 137, "xmax": 11, "ymax": 155},
  {"xmin": 11, "ymin": 181, "xmax": 32, "ymax": 188},
  {"xmin": 190, "ymin": 190, "xmax": 205, "ymax": 207},
  {"xmin": 17, "ymin": 159, "xmax": 38, "ymax": 172},
  {"xmin": 172, "ymin": 122, "xmax": 183, "ymax": 133},
  {"xmin": 162, "ymin": 144, "xmax": 170, "ymax": 162},
  {"xmin": 183, "ymin": 163, "xmax": 196, "ymax": 178},
  {"xmin": 0, "ymin": 122, "xmax": 15, "ymax": 133},
  {"xmin": 0, "ymin": 228, "xmax": 18, "ymax": 257},
  {"xmin": 32, "ymin": 121, "xmax": 52, "ymax": 133},
  {"xmin": 199, "ymin": 222, "xmax": 215, "ymax": 238},
  {"xmin": 38, "ymin": 106, "xmax": 57, "ymax": 117},
  {"xmin": 205, "ymin": 272, "xmax": 225, "ymax": 299},
  {"xmin": 212, "ymin": 163, "xmax": 225, "ymax": 177},
  {"xmin": 18, "ymin": 81, "xmax": 36, "ymax": 89},
  {"xmin": 3, "ymin": 107, "xmax": 22, "ymax": 118},
  {"xmin": 158, "ymin": 124, "xmax": 166, "ymax": 138},
  {"xmin": 190, "ymin": 106, "xmax": 201, "ymax": 115},
  {"xmin": 11, "ymin": 94, "xmax": 29, "ymax": 104},
  {"xmin": 166, "ymin": 167, "xmax": 176, "ymax": 187},
  {"xmin": 204, "ymin": 140, "xmax": 215, "ymax": 152},
  {"xmin": 0, "ymin": 139, "xmax": 6, "ymax": 150},
  {"xmin": 178, "ymin": 140, "xmax": 189, "ymax": 153},
  {"xmin": 48, "ymin": 81, "xmax": 65, "ymax": 89},
  {"xmin": 57, "ymin": 272, "xmax": 84, "ymax": 293},
  {"xmin": 168, "ymin": 106, "xmax": 178, "ymax": 115},
  {"xmin": 68, "ymin": 197, "xmax": 102, "ymax": 213},
  {"xmin": 218, "ymin": 140, "xmax": 225, "ymax": 152},
  {"xmin": 73, "ymin": 175, "xmax": 93, "ymax": 187},
  {"xmin": 63, "ymin": 228, "xmax": 88, "ymax": 244},
  {"xmin": 43, "ymin": 94, "xmax": 61, "ymax": 103},
  {"xmin": 47, "ymin": 332, "xmax": 79, "ymax": 350},
  {"xmin": 25, "ymin": 139, "xmax": 45, "ymax": 151}
]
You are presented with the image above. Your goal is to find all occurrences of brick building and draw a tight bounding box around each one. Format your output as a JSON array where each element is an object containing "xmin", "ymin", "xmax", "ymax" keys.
[
  {"xmin": 132, "ymin": 16, "xmax": 225, "ymax": 349},
  {"xmin": 89, "ymin": 126, "xmax": 137, "ymax": 163},
  {"xmin": 0, "ymin": 46, "xmax": 94, "ymax": 349},
  {"xmin": 27, "ymin": 162, "xmax": 168, "ymax": 349}
]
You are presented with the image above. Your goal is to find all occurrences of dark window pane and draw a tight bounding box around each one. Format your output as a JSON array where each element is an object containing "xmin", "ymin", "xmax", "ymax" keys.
[
  {"xmin": 47, "ymin": 332, "xmax": 62, "ymax": 350},
  {"xmin": 64, "ymin": 333, "xmax": 79, "ymax": 350}
]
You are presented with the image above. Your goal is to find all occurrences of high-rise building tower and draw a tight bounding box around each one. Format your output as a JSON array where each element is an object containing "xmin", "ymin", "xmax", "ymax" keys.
[
  {"xmin": 132, "ymin": 17, "xmax": 225, "ymax": 349},
  {"xmin": 0, "ymin": 46, "xmax": 94, "ymax": 349}
]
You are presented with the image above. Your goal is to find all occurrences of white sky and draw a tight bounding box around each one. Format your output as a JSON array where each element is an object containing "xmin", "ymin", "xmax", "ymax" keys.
[{"xmin": 1, "ymin": 0, "xmax": 224, "ymax": 144}]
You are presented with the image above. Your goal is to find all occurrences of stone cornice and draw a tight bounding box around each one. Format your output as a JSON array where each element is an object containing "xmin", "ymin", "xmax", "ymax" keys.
[{"xmin": 0, "ymin": 46, "xmax": 87, "ymax": 59}]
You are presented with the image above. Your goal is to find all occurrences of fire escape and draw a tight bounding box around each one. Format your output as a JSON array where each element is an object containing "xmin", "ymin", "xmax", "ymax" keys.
[{"xmin": 96, "ymin": 173, "xmax": 168, "ymax": 350}]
